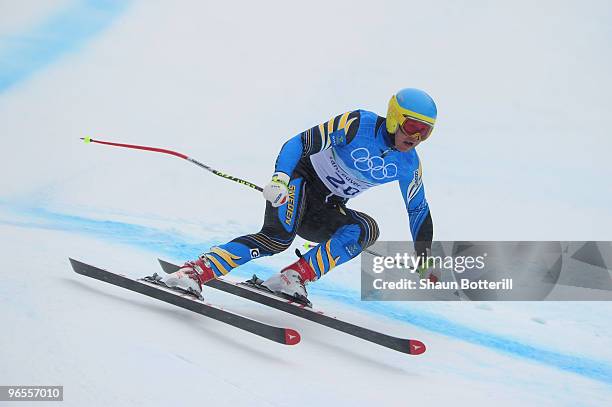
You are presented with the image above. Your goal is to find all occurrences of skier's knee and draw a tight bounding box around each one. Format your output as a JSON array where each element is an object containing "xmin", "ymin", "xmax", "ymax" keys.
[
  {"xmin": 365, "ymin": 219, "xmax": 380, "ymax": 248},
  {"xmin": 268, "ymin": 241, "xmax": 291, "ymax": 255},
  {"xmin": 252, "ymin": 230, "xmax": 293, "ymax": 255},
  {"xmin": 354, "ymin": 213, "xmax": 379, "ymax": 249}
]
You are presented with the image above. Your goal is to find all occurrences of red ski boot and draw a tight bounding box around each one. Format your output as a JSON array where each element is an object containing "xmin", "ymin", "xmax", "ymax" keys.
[
  {"xmin": 162, "ymin": 256, "xmax": 216, "ymax": 297},
  {"xmin": 262, "ymin": 256, "xmax": 317, "ymax": 306}
]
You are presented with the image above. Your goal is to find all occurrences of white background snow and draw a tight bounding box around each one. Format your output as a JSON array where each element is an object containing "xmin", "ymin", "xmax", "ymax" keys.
[{"xmin": 1, "ymin": 0, "xmax": 611, "ymax": 406}]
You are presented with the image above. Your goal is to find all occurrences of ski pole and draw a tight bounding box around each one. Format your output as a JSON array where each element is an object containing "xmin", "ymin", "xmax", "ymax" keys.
[{"xmin": 81, "ymin": 137, "xmax": 263, "ymax": 192}]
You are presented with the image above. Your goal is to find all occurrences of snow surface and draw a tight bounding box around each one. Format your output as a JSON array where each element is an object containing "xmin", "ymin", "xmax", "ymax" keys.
[{"xmin": 1, "ymin": 1, "xmax": 612, "ymax": 406}]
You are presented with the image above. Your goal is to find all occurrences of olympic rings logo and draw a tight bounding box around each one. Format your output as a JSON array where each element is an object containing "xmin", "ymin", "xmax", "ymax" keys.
[{"xmin": 350, "ymin": 147, "xmax": 397, "ymax": 180}]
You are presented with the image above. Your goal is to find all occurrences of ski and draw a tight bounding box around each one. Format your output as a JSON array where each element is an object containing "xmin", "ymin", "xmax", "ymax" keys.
[
  {"xmin": 159, "ymin": 259, "xmax": 426, "ymax": 355},
  {"xmin": 69, "ymin": 258, "xmax": 300, "ymax": 346}
]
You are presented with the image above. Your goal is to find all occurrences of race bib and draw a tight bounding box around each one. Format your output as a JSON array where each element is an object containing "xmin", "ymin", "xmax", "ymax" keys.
[{"xmin": 310, "ymin": 150, "xmax": 373, "ymax": 198}]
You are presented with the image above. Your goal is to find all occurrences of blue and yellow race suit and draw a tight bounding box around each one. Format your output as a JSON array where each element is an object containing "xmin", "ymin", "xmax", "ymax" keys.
[{"xmin": 199, "ymin": 110, "xmax": 433, "ymax": 280}]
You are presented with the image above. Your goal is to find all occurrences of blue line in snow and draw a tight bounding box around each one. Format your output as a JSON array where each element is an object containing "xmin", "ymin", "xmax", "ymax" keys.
[
  {"xmin": 1, "ymin": 203, "xmax": 611, "ymax": 385},
  {"xmin": 0, "ymin": 0, "xmax": 130, "ymax": 93},
  {"xmin": 324, "ymin": 292, "xmax": 612, "ymax": 385}
]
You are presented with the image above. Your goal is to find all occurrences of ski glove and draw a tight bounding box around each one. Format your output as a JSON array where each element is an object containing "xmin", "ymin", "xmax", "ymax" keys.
[
  {"xmin": 416, "ymin": 256, "xmax": 439, "ymax": 283},
  {"xmin": 263, "ymin": 172, "xmax": 290, "ymax": 207}
]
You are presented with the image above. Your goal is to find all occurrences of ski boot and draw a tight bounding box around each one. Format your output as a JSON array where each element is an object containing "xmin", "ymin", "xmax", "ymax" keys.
[
  {"xmin": 259, "ymin": 253, "xmax": 317, "ymax": 307},
  {"xmin": 157, "ymin": 255, "xmax": 216, "ymax": 298}
]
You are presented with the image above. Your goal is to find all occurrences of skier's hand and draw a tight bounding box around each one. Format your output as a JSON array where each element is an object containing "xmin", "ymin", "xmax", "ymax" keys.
[{"xmin": 263, "ymin": 172, "xmax": 290, "ymax": 207}]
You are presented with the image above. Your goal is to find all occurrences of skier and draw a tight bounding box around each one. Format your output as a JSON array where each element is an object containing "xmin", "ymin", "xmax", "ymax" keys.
[{"xmin": 163, "ymin": 88, "xmax": 436, "ymax": 304}]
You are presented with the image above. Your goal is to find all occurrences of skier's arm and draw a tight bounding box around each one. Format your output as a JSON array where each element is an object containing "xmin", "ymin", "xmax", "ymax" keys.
[
  {"xmin": 398, "ymin": 162, "xmax": 433, "ymax": 258},
  {"xmin": 274, "ymin": 111, "xmax": 361, "ymax": 176}
]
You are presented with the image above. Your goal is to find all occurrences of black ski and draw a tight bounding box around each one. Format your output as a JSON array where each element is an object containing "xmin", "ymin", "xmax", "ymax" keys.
[
  {"xmin": 159, "ymin": 259, "xmax": 426, "ymax": 355},
  {"xmin": 69, "ymin": 258, "xmax": 300, "ymax": 345}
]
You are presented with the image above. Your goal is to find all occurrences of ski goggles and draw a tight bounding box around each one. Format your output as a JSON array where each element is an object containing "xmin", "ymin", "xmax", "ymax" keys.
[{"xmin": 400, "ymin": 117, "xmax": 434, "ymax": 141}]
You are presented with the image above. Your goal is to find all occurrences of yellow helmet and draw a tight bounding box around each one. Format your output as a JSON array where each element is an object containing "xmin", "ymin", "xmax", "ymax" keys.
[{"xmin": 386, "ymin": 88, "xmax": 437, "ymax": 134}]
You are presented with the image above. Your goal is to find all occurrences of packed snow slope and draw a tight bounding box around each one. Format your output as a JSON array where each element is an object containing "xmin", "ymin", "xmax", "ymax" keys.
[{"xmin": 1, "ymin": 1, "xmax": 611, "ymax": 406}]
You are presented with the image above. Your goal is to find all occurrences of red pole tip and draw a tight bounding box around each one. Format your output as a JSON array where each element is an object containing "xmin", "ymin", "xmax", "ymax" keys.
[
  {"xmin": 284, "ymin": 329, "xmax": 301, "ymax": 345},
  {"xmin": 408, "ymin": 340, "xmax": 426, "ymax": 355}
]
